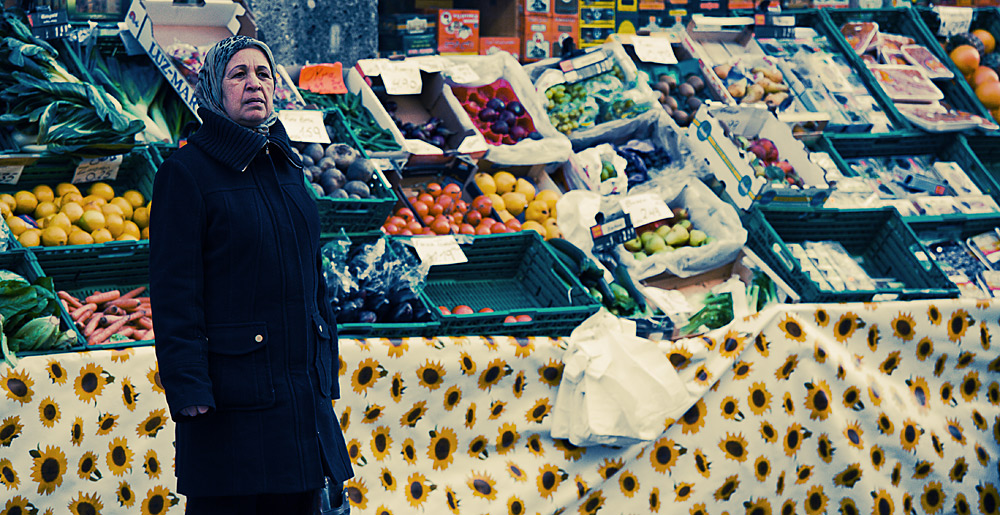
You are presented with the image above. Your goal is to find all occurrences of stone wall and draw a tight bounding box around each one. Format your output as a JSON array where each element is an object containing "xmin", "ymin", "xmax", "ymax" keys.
[{"xmin": 247, "ymin": 0, "xmax": 377, "ymax": 66}]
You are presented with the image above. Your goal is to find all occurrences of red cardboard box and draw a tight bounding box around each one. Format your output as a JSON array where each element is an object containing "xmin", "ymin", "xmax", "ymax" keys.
[
  {"xmin": 522, "ymin": 0, "xmax": 552, "ymax": 16},
  {"xmin": 481, "ymin": 36, "xmax": 522, "ymax": 60},
  {"xmin": 522, "ymin": 15, "xmax": 552, "ymax": 62},
  {"xmin": 551, "ymin": 15, "xmax": 579, "ymax": 57},
  {"xmin": 434, "ymin": 9, "xmax": 480, "ymax": 54}
]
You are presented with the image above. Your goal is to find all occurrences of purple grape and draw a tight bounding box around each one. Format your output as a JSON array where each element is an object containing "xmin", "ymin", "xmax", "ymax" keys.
[
  {"xmin": 486, "ymin": 98, "xmax": 506, "ymax": 111},
  {"xmin": 499, "ymin": 110, "xmax": 517, "ymax": 124},
  {"xmin": 510, "ymin": 125, "xmax": 528, "ymax": 141},
  {"xmin": 506, "ymin": 101, "xmax": 525, "ymax": 117},
  {"xmin": 430, "ymin": 135, "xmax": 446, "ymax": 148},
  {"xmin": 491, "ymin": 121, "xmax": 510, "ymax": 134},
  {"xmin": 528, "ymin": 131, "xmax": 543, "ymax": 140},
  {"xmin": 479, "ymin": 108, "xmax": 499, "ymax": 122}
]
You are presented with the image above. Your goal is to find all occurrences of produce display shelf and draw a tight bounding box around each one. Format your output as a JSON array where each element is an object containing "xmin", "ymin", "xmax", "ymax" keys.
[
  {"xmin": 4, "ymin": 147, "xmax": 154, "ymax": 258},
  {"xmin": 330, "ymin": 233, "xmax": 441, "ymax": 339},
  {"xmin": 416, "ymin": 231, "xmax": 601, "ymax": 336},
  {"xmin": 821, "ymin": 8, "xmax": 993, "ymax": 121},
  {"xmin": 818, "ymin": 132, "xmax": 1000, "ymax": 237},
  {"xmin": 311, "ymin": 163, "xmax": 399, "ymax": 237},
  {"xmin": 743, "ymin": 206, "xmax": 959, "ymax": 302},
  {"xmin": 0, "ymin": 248, "xmax": 83, "ymax": 355},
  {"xmin": 966, "ymin": 133, "xmax": 1000, "ymax": 179}
]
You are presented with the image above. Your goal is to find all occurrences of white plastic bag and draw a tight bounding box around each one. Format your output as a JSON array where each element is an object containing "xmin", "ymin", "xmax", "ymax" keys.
[
  {"xmin": 550, "ymin": 310, "xmax": 694, "ymax": 447},
  {"xmin": 442, "ymin": 53, "xmax": 572, "ymax": 166},
  {"xmin": 615, "ymin": 177, "xmax": 748, "ymax": 279}
]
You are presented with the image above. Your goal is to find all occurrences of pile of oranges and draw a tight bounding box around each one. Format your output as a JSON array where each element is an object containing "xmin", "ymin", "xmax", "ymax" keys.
[
  {"xmin": 381, "ymin": 180, "xmax": 524, "ymax": 236},
  {"xmin": 2, "ymin": 182, "xmax": 149, "ymax": 247},
  {"xmin": 947, "ymin": 29, "xmax": 1000, "ymax": 120}
]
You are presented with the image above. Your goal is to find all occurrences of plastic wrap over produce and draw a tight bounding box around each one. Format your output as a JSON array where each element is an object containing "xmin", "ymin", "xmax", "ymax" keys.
[
  {"xmin": 616, "ymin": 178, "xmax": 747, "ymax": 279},
  {"xmin": 443, "ymin": 53, "xmax": 572, "ymax": 166}
]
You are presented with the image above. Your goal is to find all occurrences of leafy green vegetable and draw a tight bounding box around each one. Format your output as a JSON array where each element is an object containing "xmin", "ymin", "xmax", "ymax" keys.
[
  {"xmin": 0, "ymin": 270, "xmax": 78, "ymax": 367},
  {"xmin": 680, "ymin": 292, "xmax": 734, "ymax": 336}
]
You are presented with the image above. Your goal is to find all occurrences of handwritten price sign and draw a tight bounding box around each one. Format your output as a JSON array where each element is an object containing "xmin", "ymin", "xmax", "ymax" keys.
[
  {"xmin": 631, "ymin": 36, "xmax": 677, "ymax": 65},
  {"xmin": 620, "ymin": 193, "xmax": 672, "ymax": 228},
  {"xmin": 445, "ymin": 63, "xmax": 480, "ymax": 84},
  {"xmin": 72, "ymin": 155, "xmax": 123, "ymax": 184},
  {"xmin": 936, "ymin": 6, "xmax": 973, "ymax": 37},
  {"xmin": 382, "ymin": 61, "xmax": 422, "ymax": 95},
  {"xmin": 413, "ymin": 236, "xmax": 468, "ymax": 266},
  {"xmin": 278, "ymin": 110, "xmax": 331, "ymax": 144},
  {"xmin": 0, "ymin": 165, "xmax": 24, "ymax": 185},
  {"xmin": 299, "ymin": 63, "xmax": 347, "ymax": 94}
]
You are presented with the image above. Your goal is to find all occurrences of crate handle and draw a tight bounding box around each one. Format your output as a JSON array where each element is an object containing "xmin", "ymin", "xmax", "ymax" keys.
[
  {"xmin": 96, "ymin": 241, "xmax": 140, "ymax": 259},
  {"xmin": 770, "ymin": 242, "xmax": 798, "ymax": 274}
]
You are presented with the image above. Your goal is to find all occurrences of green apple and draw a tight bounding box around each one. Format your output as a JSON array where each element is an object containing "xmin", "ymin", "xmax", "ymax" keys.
[
  {"xmin": 689, "ymin": 229, "xmax": 708, "ymax": 247},
  {"xmin": 639, "ymin": 230, "xmax": 656, "ymax": 245},
  {"xmin": 665, "ymin": 225, "xmax": 689, "ymax": 247},
  {"xmin": 633, "ymin": 251, "xmax": 646, "ymax": 260},
  {"xmin": 655, "ymin": 224, "xmax": 672, "ymax": 239},
  {"xmin": 623, "ymin": 236, "xmax": 643, "ymax": 252},
  {"xmin": 643, "ymin": 233, "xmax": 668, "ymax": 254},
  {"xmin": 677, "ymin": 219, "xmax": 693, "ymax": 231}
]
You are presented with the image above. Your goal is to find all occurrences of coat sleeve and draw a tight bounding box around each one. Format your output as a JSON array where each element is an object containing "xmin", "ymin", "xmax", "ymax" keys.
[
  {"xmin": 316, "ymin": 249, "xmax": 342, "ymax": 400},
  {"xmin": 149, "ymin": 158, "xmax": 214, "ymax": 420}
]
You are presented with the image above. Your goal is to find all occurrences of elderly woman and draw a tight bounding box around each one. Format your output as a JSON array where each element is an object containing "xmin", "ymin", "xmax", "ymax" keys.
[{"xmin": 149, "ymin": 36, "xmax": 353, "ymax": 514}]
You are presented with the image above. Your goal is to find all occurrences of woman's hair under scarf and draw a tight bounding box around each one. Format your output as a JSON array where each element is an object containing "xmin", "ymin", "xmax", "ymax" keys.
[{"xmin": 195, "ymin": 35, "xmax": 279, "ymax": 133}]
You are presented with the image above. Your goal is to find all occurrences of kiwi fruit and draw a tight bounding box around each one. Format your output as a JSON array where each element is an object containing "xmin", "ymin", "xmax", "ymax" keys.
[
  {"xmin": 686, "ymin": 96, "xmax": 702, "ymax": 111},
  {"xmin": 652, "ymin": 81, "xmax": 671, "ymax": 96},
  {"xmin": 672, "ymin": 110, "xmax": 690, "ymax": 125},
  {"xmin": 686, "ymin": 75, "xmax": 705, "ymax": 92},
  {"xmin": 678, "ymin": 83, "xmax": 695, "ymax": 97},
  {"xmin": 665, "ymin": 96, "xmax": 679, "ymax": 110}
]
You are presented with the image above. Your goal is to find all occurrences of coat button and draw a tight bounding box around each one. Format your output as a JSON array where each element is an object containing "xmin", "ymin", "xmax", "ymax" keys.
[
  {"xmin": 318, "ymin": 326, "xmax": 323, "ymax": 333},
  {"xmin": 255, "ymin": 334, "xmax": 263, "ymax": 342}
]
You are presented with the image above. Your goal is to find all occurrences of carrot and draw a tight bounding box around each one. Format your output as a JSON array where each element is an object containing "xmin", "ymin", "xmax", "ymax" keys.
[
  {"xmin": 58, "ymin": 291, "xmax": 83, "ymax": 309},
  {"xmin": 89, "ymin": 311, "xmax": 145, "ymax": 345},
  {"xmin": 85, "ymin": 290, "xmax": 120, "ymax": 305},
  {"xmin": 83, "ymin": 312, "xmax": 102, "ymax": 336},
  {"xmin": 108, "ymin": 298, "xmax": 141, "ymax": 311},
  {"xmin": 143, "ymin": 329, "xmax": 154, "ymax": 340},
  {"xmin": 118, "ymin": 326, "xmax": 135, "ymax": 338},
  {"xmin": 61, "ymin": 299, "xmax": 70, "ymax": 313},
  {"xmin": 102, "ymin": 305, "xmax": 126, "ymax": 317},
  {"xmin": 137, "ymin": 316, "xmax": 154, "ymax": 330},
  {"xmin": 100, "ymin": 314, "xmax": 127, "ymax": 326},
  {"xmin": 119, "ymin": 286, "xmax": 146, "ymax": 300},
  {"xmin": 71, "ymin": 303, "xmax": 97, "ymax": 321}
]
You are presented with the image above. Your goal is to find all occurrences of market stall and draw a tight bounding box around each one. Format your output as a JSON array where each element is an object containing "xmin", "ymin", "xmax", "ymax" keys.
[{"xmin": 1, "ymin": 0, "xmax": 1000, "ymax": 514}]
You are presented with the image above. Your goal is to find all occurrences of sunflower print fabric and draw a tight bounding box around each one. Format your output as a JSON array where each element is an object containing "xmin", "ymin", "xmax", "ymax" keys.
[{"xmin": 2, "ymin": 299, "xmax": 999, "ymax": 514}]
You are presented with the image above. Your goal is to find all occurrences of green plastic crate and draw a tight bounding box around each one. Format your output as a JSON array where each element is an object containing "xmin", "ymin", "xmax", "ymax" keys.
[
  {"xmin": 416, "ymin": 231, "xmax": 601, "ymax": 336},
  {"xmin": 0, "ymin": 249, "xmax": 85, "ymax": 355},
  {"xmin": 821, "ymin": 8, "xmax": 993, "ymax": 121},
  {"xmin": 310, "ymin": 165, "xmax": 399, "ymax": 236},
  {"xmin": 744, "ymin": 206, "xmax": 959, "ymax": 302},
  {"xmin": 967, "ymin": 133, "xmax": 1000, "ymax": 176},
  {"xmin": 819, "ymin": 132, "xmax": 1000, "ymax": 235},
  {"xmin": 325, "ymin": 233, "xmax": 441, "ymax": 338}
]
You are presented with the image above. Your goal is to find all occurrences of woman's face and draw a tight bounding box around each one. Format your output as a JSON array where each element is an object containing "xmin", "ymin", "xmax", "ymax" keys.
[{"xmin": 222, "ymin": 48, "xmax": 274, "ymax": 127}]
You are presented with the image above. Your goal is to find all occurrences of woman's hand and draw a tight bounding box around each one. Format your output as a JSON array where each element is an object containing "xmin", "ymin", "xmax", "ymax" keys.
[{"xmin": 180, "ymin": 405, "xmax": 210, "ymax": 417}]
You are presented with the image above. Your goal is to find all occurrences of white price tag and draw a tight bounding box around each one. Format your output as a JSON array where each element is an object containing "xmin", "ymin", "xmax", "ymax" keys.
[
  {"xmin": 411, "ymin": 55, "xmax": 450, "ymax": 73},
  {"xmin": 277, "ymin": 110, "xmax": 331, "ymax": 144},
  {"xmin": 413, "ymin": 236, "xmax": 468, "ymax": 266},
  {"xmin": 357, "ymin": 58, "xmax": 385, "ymax": 76},
  {"xmin": 382, "ymin": 61, "xmax": 422, "ymax": 95},
  {"xmin": 631, "ymin": 36, "xmax": 677, "ymax": 65},
  {"xmin": 620, "ymin": 193, "xmax": 672, "ymax": 228},
  {"xmin": 72, "ymin": 155, "xmax": 123, "ymax": 184},
  {"xmin": 446, "ymin": 63, "xmax": 480, "ymax": 84},
  {"xmin": 0, "ymin": 165, "xmax": 24, "ymax": 185},
  {"xmin": 935, "ymin": 6, "xmax": 973, "ymax": 37}
]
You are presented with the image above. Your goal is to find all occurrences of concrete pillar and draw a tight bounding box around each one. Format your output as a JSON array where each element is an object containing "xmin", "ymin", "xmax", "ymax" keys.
[{"xmin": 246, "ymin": 0, "xmax": 378, "ymax": 67}]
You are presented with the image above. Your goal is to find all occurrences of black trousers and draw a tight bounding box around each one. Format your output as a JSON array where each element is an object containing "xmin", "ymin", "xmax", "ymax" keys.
[{"xmin": 185, "ymin": 490, "xmax": 315, "ymax": 515}]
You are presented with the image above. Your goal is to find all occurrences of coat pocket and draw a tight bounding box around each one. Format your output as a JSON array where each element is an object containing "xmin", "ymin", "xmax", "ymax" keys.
[
  {"xmin": 312, "ymin": 312, "xmax": 334, "ymax": 397},
  {"xmin": 206, "ymin": 322, "xmax": 275, "ymax": 410}
]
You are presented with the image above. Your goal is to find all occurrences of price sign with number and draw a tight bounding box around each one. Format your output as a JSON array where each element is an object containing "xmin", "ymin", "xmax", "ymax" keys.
[
  {"xmin": 357, "ymin": 58, "xmax": 385, "ymax": 77},
  {"xmin": 72, "ymin": 155, "xmax": 123, "ymax": 184},
  {"xmin": 446, "ymin": 63, "xmax": 480, "ymax": 84},
  {"xmin": 278, "ymin": 110, "xmax": 331, "ymax": 144},
  {"xmin": 631, "ymin": 36, "xmax": 677, "ymax": 65},
  {"xmin": 0, "ymin": 165, "xmax": 23, "ymax": 185},
  {"xmin": 590, "ymin": 214, "xmax": 636, "ymax": 253},
  {"xmin": 620, "ymin": 193, "xmax": 673, "ymax": 228},
  {"xmin": 299, "ymin": 63, "xmax": 347, "ymax": 94},
  {"xmin": 936, "ymin": 6, "xmax": 973, "ymax": 37},
  {"xmin": 413, "ymin": 236, "xmax": 468, "ymax": 266},
  {"xmin": 382, "ymin": 61, "xmax": 422, "ymax": 95}
]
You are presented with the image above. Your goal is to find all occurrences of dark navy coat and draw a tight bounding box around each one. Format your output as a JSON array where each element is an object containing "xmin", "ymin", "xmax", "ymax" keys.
[{"xmin": 149, "ymin": 108, "xmax": 354, "ymax": 497}]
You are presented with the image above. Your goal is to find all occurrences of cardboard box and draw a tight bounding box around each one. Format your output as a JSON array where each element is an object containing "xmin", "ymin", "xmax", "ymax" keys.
[
  {"xmin": 686, "ymin": 104, "xmax": 831, "ymax": 211},
  {"xmin": 481, "ymin": 36, "xmax": 522, "ymax": 61},
  {"xmin": 551, "ymin": 15, "xmax": 580, "ymax": 57},
  {"xmin": 124, "ymin": 0, "xmax": 253, "ymax": 119},
  {"xmin": 379, "ymin": 13, "xmax": 436, "ymax": 36},
  {"xmin": 379, "ymin": 33, "xmax": 438, "ymax": 58},
  {"xmin": 554, "ymin": 0, "xmax": 579, "ymax": 15},
  {"xmin": 344, "ymin": 67, "xmax": 410, "ymax": 164},
  {"xmin": 522, "ymin": 15, "xmax": 552, "ymax": 62},
  {"xmin": 434, "ymin": 8, "xmax": 480, "ymax": 54},
  {"xmin": 356, "ymin": 66, "xmax": 488, "ymax": 165}
]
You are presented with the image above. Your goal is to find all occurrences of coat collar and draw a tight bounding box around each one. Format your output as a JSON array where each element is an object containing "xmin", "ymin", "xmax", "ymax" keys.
[{"xmin": 189, "ymin": 108, "xmax": 301, "ymax": 172}]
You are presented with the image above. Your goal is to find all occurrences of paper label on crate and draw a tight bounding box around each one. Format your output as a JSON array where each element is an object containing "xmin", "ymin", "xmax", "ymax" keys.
[
  {"xmin": 445, "ymin": 63, "xmax": 480, "ymax": 84},
  {"xmin": 72, "ymin": 155, "xmax": 123, "ymax": 184},
  {"xmin": 299, "ymin": 63, "xmax": 347, "ymax": 95},
  {"xmin": 382, "ymin": 61, "xmax": 422, "ymax": 95},
  {"xmin": 630, "ymin": 36, "xmax": 677, "ymax": 65},
  {"xmin": 935, "ymin": 6, "xmax": 973, "ymax": 37},
  {"xmin": 620, "ymin": 193, "xmax": 672, "ymax": 228},
  {"xmin": 278, "ymin": 110, "xmax": 331, "ymax": 144},
  {"xmin": 0, "ymin": 165, "xmax": 23, "ymax": 185},
  {"xmin": 413, "ymin": 236, "xmax": 468, "ymax": 266}
]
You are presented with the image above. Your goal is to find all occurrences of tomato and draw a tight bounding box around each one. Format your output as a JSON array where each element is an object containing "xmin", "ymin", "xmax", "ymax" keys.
[
  {"xmin": 411, "ymin": 201, "xmax": 429, "ymax": 218},
  {"xmin": 515, "ymin": 315, "xmax": 532, "ymax": 322},
  {"xmin": 471, "ymin": 195, "xmax": 493, "ymax": 217},
  {"xmin": 452, "ymin": 305, "xmax": 474, "ymax": 315},
  {"xmin": 478, "ymin": 307, "xmax": 494, "ymax": 313},
  {"xmin": 426, "ymin": 182, "xmax": 443, "ymax": 198},
  {"xmin": 396, "ymin": 207, "xmax": 415, "ymax": 222},
  {"xmin": 439, "ymin": 306, "xmax": 451, "ymax": 315},
  {"xmin": 459, "ymin": 223, "xmax": 476, "ymax": 235},
  {"xmin": 465, "ymin": 210, "xmax": 482, "ymax": 226}
]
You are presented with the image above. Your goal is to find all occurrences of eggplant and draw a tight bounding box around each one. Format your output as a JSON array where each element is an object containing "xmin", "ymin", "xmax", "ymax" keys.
[
  {"xmin": 358, "ymin": 311, "xmax": 377, "ymax": 324},
  {"xmin": 389, "ymin": 302, "xmax": 414, "ymax": 323},
  {"xmin": 430, "ymin": 135, "xmax": 446, "ymax": 148},
  {"xmin": 337, "ymin": 298, "xmax": 364, "ymax": 323}
]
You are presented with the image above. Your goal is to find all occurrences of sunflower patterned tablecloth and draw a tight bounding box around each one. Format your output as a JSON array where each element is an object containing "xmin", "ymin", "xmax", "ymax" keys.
[{"xmin": 2, "ymin": 299, "xmax": 999, "ymax": 515}]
